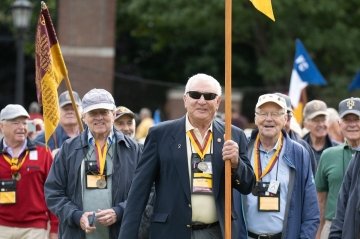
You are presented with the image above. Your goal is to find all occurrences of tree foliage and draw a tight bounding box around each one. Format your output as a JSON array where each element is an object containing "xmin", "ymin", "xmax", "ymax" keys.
[
  {"xmin": 116, "ymin": 0, "xmax": 360, "ymax": 107},
  {"xmin": 1, "ymin": 0, "xmax": 360, "ymax": 110}
]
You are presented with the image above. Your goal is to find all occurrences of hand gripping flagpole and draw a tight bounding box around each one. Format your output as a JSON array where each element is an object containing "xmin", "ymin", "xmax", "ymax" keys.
[{"xmin": 224, "ymin": 0, "xmax": 232, "ymax": 237}]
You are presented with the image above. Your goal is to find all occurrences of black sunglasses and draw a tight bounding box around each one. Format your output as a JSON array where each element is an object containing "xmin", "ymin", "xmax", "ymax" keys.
[{"xmin": 187, "ymin": 91, "xmax": 218, "ymax": 101}]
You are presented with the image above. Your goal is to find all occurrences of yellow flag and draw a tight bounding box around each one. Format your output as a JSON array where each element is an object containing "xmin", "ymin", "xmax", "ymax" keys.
[
  {"xmin": 250, "ymin": 0, "xmax": 275, "ymax": 21},
  {"xmin": 35, "ymin": 2, "xmax": 68, "ymax": 143},
  {"xmin": 293, "ymin": 101, "xmax": 304, "ymax": 125}
]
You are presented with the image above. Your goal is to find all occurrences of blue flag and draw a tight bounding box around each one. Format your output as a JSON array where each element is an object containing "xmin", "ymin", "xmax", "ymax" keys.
[
  {"xmin": 153, "ymin": 109, "xmax": 161, "ymax": 125},
  {"xmin": 348, "ymin": 71, "xmax": 360, "ymax": 92},
  {"xmin": 289, "ymin": 39, "xmax": 327, "ymax": 108},
  {"xmin": 292, "ymin": 39, "xmax": 327, "ymax": 85},
  {"xmin": 288, "ymin": 39, "xmax": 327, "ymax": 124}
]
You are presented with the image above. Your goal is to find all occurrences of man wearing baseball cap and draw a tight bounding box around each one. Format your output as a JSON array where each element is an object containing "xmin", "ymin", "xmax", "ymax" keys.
[
  {"xmin": 316, "ymin": 97, "xmax": 360, "ymax": 239},
  {"xmin": 244, "ymin": 93, "xmax": 319, "ymax": 239},
  {"xmin": 114, "ymin": 106, "xmax": 136, "ymax": 139},
  {"xmin": 0, "ymin": 104, "xmax": 58, "ymax": 239},
  {"xmin": 45, "ymin": 89, "xmax": 142, "ymax": 239},
  {"xmin": 35, "ymin": 90, "xmax": 82, "ymax": 151},
  {"xmin": 302, "ymin": 100, "xmax": 337, "ymax": 166}
]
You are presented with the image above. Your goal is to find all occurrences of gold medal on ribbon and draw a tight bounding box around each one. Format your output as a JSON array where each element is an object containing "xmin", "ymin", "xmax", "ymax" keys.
[
  {"xmin": 94, "ymin": 141, "xmax": 108, "ymax": 189},
  {"xmin": 3, "ymin": 151, "xmax": 28, "ymax": 182}
]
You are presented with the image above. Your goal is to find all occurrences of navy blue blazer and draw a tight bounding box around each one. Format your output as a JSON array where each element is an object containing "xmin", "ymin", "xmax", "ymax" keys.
[{"xmin": 118, "ymin": 116, "xmax": 255, "ymax": 239}]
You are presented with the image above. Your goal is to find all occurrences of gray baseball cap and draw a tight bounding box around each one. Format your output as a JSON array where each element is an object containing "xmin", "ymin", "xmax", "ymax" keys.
[
  {"xmin": 82, "ymin": 88, "xmax": 116, "ymax": 114},
  {"xmin": 59, "ymin": 91, "xmax": 82, "ymax": 108},
  {"xmin": 338, "ymin": 97, "xmax": 360, "ymax": 118},
  {"xmin": 303, "ymin": 100, "xmax": 328, "ymax": 120},
  {"xmin": 0, "ymin": 104, "xmax": 30, "ymax": 121}
]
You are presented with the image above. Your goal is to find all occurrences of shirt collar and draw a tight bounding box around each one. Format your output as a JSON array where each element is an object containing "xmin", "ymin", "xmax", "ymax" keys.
[
  {"xmin": 87, "ymin": 129, "xmax": 114, "ymax": 146},
  {"xmin": 259, "ymin": 136, "xmax": 281, "ymax": 153},
  {"xmin": 3, "ymin": 139, "xmax": 28, "ymax": 158},
  {"xmin": 185, "ymin": 113, "xmax": 213, "ymax": 134}
]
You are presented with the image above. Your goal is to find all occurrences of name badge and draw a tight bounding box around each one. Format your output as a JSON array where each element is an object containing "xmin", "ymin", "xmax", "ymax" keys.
[
  {"xmin": 29, "ymin": 150, "xmax": 38, "ymax": 160},
  {"xmin": 191, "ymin": 154, "xmax": 213, "ymax": 194},
  {"xmin": 258, "ymin": 194, "xmax": 280, "ymax": 212},
  {"xmin": 254, "ymin": 181, "xmax": 281, "ymax": 212}
]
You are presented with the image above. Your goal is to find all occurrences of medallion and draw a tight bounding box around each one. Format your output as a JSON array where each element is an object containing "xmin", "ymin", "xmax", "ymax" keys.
[
  {"xmin": 12, "ymin": 173, "xmax": 21, "ymax": 181},
  {"xmin": 197, "ymin": 162, "xmax": 208, "ymax": 172},
  {"xmin": 96, "ymin": 178, "xmax": 107, "ymax": 189}
]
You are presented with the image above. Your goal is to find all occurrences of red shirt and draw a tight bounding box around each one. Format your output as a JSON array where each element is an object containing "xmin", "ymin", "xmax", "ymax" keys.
[{"xmin": 0, "ymin": 141, "xmax": 58, "ymax": 233}]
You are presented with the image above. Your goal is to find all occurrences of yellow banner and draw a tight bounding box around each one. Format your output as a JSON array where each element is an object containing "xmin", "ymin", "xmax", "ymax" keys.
[{"xmin": 35, "ymin": 2, "xmax": 68, "ymax": 143}]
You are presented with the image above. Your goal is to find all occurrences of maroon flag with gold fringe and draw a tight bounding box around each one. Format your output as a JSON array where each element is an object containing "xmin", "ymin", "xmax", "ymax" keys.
[{"xmin": 35, "ymin": 1, "xmax": 67, "ymax": 143}]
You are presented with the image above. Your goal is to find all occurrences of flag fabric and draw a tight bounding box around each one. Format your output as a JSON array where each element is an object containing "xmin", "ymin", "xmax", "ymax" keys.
[
  {"xmin": 348, "ymin": 71, "xmax": 360, "ymax": 92},
  {"xmin": 153, "ymin": 109, "xmax": 161, "ymax": 125},
  {"xmin": 35, "ymin": 1, "xmax": 68, "ymax": 143},
  {"xmin": 250, "ymin": 0, "xmax": 275, "ymax": 21},
  {"xmin": 288, "ymin": 39, "xmax": 327, "ymax": 123}
]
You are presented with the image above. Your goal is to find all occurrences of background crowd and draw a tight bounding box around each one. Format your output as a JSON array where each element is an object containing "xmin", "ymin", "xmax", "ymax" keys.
[{"xmin": 0, "ymin": 74, "xmax": 359, "ymax": 239}]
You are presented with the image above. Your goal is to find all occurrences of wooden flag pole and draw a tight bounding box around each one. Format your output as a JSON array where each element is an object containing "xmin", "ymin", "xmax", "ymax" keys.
[
  {"xmin": 224, "ymin": 0, "xmax": 232, "ymax": 237},
  {"xmin": 64, "ymin": 75, "xmax": 84, "ymax": 132}
]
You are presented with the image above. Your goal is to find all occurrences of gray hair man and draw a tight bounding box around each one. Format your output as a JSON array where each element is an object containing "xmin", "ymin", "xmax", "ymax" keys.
[
  {"xmin": 119, "ymin": 73, "xmax": 255, "ymax": 239},
  {"xmin": 245, "ymin": 93, "xmax": 319, "ymax": 239},
  {"xmin": 45, "ymin": 89, "xmax": 142, "ymax": 239},
  {"xmin": 0, "ymin": 104, "xmax": 58, "ymax": 239},
  {"xmin": 35, "ymin": 90, "xmax": 82, "ymax": 151},
  {"xmin": 316, "ymin": 97, "xmax": 360, "ymax": 239},
  {"xmin": 302, "ymin": 100, "xmax": 336, "ymax": 166}
]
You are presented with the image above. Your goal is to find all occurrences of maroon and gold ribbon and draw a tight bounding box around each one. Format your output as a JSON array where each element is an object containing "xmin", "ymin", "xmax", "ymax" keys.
[
  {"xmin": 187, "ymin": 130, "xmax": 213, "ymax": 159},
  {"xmin": 253, "ymin": 134, "xmax": 283, "ymax": 181}
]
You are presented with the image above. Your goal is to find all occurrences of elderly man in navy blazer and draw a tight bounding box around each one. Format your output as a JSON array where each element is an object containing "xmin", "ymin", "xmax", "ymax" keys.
[{"xmin": 118, "ymin": 73, "xmax": 255, "ymax": 239}]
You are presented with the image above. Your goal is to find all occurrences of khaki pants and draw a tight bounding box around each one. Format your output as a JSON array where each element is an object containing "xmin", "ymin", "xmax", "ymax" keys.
[
  {"xmin": 0, "ymin": 225, "xmax": 48, "ymax": 239},
  {"xmin": 320, "ymin": 220, "xmax": 332, "ymax": 239}
]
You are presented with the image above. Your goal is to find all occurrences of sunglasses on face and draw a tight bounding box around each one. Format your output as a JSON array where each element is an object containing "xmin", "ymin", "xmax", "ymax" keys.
[{"xmin": 187, "ymin": 91, "xmax": 218, "ymax": 101}]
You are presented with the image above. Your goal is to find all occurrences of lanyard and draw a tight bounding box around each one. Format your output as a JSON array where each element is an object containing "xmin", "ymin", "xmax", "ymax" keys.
[
  {"xmin": 187, "ymin": 130, "xmax": 213, "ymax": 160},
  {"xmin": 95, "ymin": 141, "xmax": 108, "ymax": 176},
  {"xmin": 3, "ymin": 151, "xmax": 29, "ymax": 175},
  {"xmin": 253, "ymin": 134, "xmax": 283, "ymax": 181}
]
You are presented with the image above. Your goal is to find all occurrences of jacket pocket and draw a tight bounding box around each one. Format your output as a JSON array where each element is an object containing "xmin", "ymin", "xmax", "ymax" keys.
[{"xmin": 151, "ymin": 213, "xmax": 168, "ymax": 223}]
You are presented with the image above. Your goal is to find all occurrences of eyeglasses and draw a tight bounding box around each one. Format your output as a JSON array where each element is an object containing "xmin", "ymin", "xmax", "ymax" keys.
[
  {"xmin": 187, "ymin": 91, "xmax": 218, "ymax": 101},
  {"xmin": 255, "ymin": 111, "xmax": 285, "ymax": 119}
]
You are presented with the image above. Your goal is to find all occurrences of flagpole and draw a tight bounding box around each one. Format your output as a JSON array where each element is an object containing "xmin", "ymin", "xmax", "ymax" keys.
[
  {"xmin": 224, "ymin": 0, "xmax": 232, "ymax": 237},
  {"xmin": 63, "ymin": 75, "xmax": 84, "ymax": 132}
]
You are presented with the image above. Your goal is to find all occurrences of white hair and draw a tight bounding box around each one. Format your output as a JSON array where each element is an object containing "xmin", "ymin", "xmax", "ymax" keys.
[
  {"xmin": 327, "ymin": 108, "xmax": 340, "ymax": 123},
  {"xmin": 184, "ymin": 73, "xmax": 222, "ymax": 96}
]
